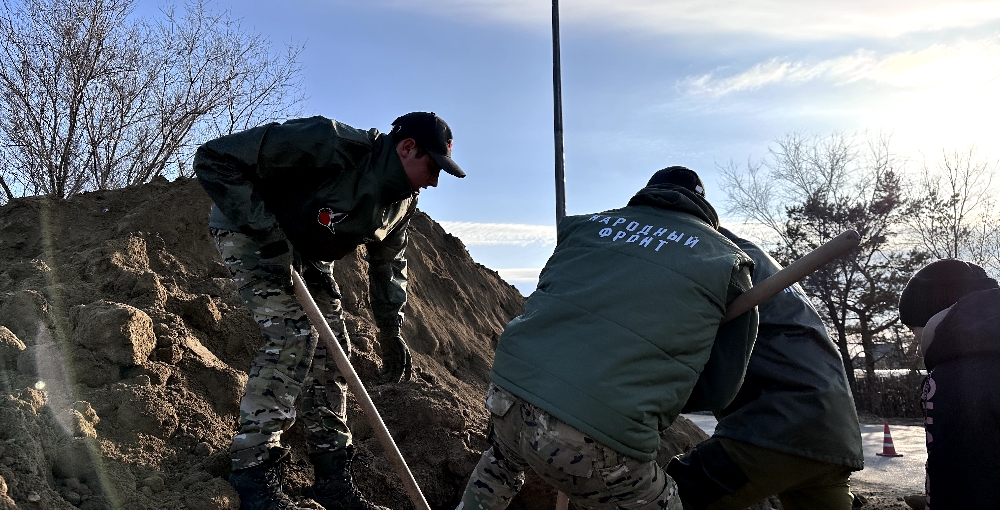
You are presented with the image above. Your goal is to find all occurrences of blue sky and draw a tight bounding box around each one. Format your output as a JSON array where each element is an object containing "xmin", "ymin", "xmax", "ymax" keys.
[{"xmin": 146, "ymin": 0, "xmax": 1000, "ymax": 293}]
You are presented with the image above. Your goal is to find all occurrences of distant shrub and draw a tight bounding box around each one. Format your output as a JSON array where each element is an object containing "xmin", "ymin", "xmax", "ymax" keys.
[{"xmin": 853, "ymin": 371, "xmax": 925, "ymax": 418}]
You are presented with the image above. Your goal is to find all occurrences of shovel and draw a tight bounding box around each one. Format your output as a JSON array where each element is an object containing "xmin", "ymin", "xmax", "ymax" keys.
[
  {"xmin": 555, "ymin": 230, "xmax": 861, "ymax": 510},
  {"xmin": 291, "ymin": 269, "xmax": 432, "ymax": 510}
]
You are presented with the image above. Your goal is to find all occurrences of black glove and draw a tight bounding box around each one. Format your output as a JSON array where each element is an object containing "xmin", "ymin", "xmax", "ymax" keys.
[
  {"xmin": 257, "ymin": 239, "xmax": 293, "ymax": 285},
  {"xmin": 302, "ymin": 260, "xmax": 342, "ymax": 300},
  {"xmin": 377, "ymin": 332, "xmax": 412, "ymax": 384}
]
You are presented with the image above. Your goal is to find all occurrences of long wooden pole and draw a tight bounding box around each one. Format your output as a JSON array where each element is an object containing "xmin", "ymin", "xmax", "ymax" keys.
[
  {"xmin": 291, "ymin": 270, "xmax": 431, "ymax": 510},
  {"xmin": 555, "ymin": 491, "xmax": 570, "ymax": 510},
  {"xmin": 721, "ymin": 230, "xmax": 860, "ymax": 323},
  {"xmin": 554, "ymin": 230, "xmax": 860, "ymax": 510}
]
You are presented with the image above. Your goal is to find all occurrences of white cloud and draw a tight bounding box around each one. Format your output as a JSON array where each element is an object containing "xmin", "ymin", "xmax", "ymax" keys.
[
  {"xmin": 378, "ymin": 0, "xmax": 1000, "ymax": 40},
  {"xmin": 683, "ymin": 38, "xmax": 1000, "ymax": 97},
  {"xmin": 674, "ymin": 37, "xmax": 1000, "ymax": 163},
  {"xmin": 496, "ymin": 270, "xmax": 541, "ymax": 296},
  {"xmin": 438, "ymin": 221, "xmax": 556, "ymax": 246},
  {"xmin": 495, "ymin": 268, "xmax": 544, "ymax": 280},
  {"xmin": 719, "ymin": 220, "xmax": 782, "ymax": 242},
  {"xmin": 495, "ymin": 268, "xmax": 543, "ymax": 296},
  {"xmin": 436, "ymin": 223, "xmax": 552, "ymax": 295}
]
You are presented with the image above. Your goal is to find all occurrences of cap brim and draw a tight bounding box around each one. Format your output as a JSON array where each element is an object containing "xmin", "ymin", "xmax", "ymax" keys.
[{"xmin": 429, "ymin": 152, "xmax": 465, "ymax": 178}]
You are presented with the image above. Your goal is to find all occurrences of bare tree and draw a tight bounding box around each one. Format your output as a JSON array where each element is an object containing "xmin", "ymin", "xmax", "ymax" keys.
[
  {"xmin": 908, "ymin": 147, "xmax": 1000, "ymax": 278},
  {"xmin": 972, "ymin": 203, "xmax": 1000, "ymax": 278},
  {"xmin": 0, "ymin": 0, "xmax": 303, "ymax": 204},
  {"xmin": 720, "ymin": 132, "xmax": 929, "ymax": 406},
  {"xmin": 0, "ymin": 0, "xmax": 130, "ymax": 199},
  {"xmin": 719, "ymin": 132, "xmax": 859, "ymax": 236}
]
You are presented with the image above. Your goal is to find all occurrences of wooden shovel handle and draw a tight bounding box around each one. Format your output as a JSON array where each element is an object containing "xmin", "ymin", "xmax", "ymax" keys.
[
  {"xmin": 722, "ymin": 229, "xmax": 860, "ymax": 323},
  {"xmin": 292, "ymin": 270, "xmax": 431, "ymax": 510}
]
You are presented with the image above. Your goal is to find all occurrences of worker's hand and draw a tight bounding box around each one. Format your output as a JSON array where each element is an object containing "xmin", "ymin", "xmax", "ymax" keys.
[
  {"xmin": 377, "ymin": 331, "xmax": 412, "ymax": 384},
  {"xmin": 257, "ymin": 239, "xmax": 293, "ymax": 285},
  {"xmin": 301, "ymin": 260, "xmax": 342, "ymax": 300}
]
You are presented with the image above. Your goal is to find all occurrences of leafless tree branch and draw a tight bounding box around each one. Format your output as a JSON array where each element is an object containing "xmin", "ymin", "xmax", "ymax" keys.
[{"xmin": 0, "ymin": 0, "xmax": 304, "ymax": 204}]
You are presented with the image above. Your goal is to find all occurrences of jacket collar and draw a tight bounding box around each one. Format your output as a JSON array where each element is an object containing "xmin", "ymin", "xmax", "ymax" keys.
[
  {"xmin": 372, "ymin": 133, "xmax": 416, "ymax": 203},
  {"xmin": 923, "ymin": 288, "xmax": 1000, "ymax": 369},
  {"xmin": 627, "ymin": 185, "xmax": 720, "ymax": 228}
]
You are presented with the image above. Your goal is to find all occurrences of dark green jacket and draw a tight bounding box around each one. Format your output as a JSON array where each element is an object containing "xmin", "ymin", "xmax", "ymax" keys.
[
  {"xmin": 194, "ymin": 116, "xmax": 414, "ymax": 330},
  {"xmin": 491, "ymin": 185, "xmax": 758, "ymax": 460},
  {"xmin": 714, "ymin": 228, "xmax": 864, "ymax": 470}
]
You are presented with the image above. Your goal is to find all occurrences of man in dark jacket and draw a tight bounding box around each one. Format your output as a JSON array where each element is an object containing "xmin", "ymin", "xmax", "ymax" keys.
[
  {"xmin": 456, "ymin": 167, "xmax": 758, "ymax": 510},
  {"xmin": 667, "ymin": 229, "xmax": 864, "ymax": 510},
  {"xmin": 898, "ymin": 259, "xmax": 1000, "ymax": 509},
  {"xmin": 194, "ymin": 112, "xmax": 465, "ymax": 510}
]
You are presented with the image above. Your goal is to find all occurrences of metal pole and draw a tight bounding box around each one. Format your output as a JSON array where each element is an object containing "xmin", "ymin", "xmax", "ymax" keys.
[
  {"xmin": 554, "ymin": 5, "xmax": 568, "ymax": 504},
  {"xmin": 552, "ymin": 0, "xmax": 566, "ymax": 225},
  {"xmin": 291, "ymin": 270, "xmax": 432, "ymax": 510}
]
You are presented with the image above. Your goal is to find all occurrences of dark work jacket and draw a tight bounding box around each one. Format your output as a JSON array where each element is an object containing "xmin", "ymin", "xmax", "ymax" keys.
[
  {"xmin": 194, "ymin": 116, "xmax": 415, "ymax": 330},
  {"xmin": 712, "ymin": 228, "xmax": 864, "ymax": 470},
  {"xmin": 492, "ymin": 185, "xmax": 757, "ymax": 460},
  {"xmin": 921, "ymin": 288, "xmax": 1000, "ymax": 508}
]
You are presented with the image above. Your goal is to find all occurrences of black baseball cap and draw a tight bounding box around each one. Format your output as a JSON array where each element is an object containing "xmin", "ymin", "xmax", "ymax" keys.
[
  {"xmin": 646, "ymin": 166, "xmax": 705, "ymax": 196},
  {"xmin": 390, "ymin": 112, "xmax": 465, "ymax": 178}
]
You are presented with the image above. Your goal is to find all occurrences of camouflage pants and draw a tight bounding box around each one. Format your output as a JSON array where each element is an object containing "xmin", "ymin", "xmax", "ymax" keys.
[
  {"xmin": 212, "ymin": 229, "xmax": 352, "ymax": 470},
  {"xmin": 457, "ymin": 384, "xmax": 681, "ymax": 510}
]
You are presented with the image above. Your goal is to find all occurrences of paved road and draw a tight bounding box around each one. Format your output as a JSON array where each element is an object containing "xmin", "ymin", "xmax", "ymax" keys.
[{"xmin": 680, "ymin": 414, "xmax": 925, "ymax": 494}]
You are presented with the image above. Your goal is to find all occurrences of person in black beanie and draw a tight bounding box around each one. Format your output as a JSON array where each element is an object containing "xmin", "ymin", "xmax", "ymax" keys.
[{"xmin": 898, "ymin": 259, "xmax": 1000, "ymax": 509}]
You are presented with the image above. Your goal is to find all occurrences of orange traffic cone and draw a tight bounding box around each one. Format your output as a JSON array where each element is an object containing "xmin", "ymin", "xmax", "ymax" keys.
[{"xmin": 876, "ymin": 420, "xmax": 904, "ymax": 457}]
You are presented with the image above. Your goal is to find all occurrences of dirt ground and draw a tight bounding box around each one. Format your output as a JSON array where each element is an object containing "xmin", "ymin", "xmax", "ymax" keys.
[{"xmin": 0, "ymin": 177, "xmax": 914, "ymax": 510}]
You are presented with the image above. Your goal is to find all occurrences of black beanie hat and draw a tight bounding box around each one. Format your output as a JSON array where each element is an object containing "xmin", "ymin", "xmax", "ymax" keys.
[
  {"xmin": 898, "ymin": 259, "xmax": 999, "ymax": 327},
  {"xmin": 646, "ymin": 166, "xmax": 705, "ymax": 196}
]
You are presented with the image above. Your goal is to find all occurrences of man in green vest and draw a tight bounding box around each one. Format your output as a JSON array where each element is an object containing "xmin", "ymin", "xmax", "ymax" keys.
[
  {"xmin": 456, "ymin": 167, "xmax": 758, "ymax": 510},
  {"xmin": 195, "ymin": 112, "xmax": 464, "ymax": 510}
]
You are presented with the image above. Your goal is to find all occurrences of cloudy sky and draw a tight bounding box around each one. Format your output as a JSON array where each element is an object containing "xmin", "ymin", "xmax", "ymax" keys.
[{"xmin": 149, "ymin": 0, "xmax": 1000, "ymax": 293}]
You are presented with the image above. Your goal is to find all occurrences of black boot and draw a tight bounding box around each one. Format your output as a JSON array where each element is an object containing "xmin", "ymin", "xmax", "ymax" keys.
[
  {"xmin": 306, "ymin": 446, "xmax": 388, "ymax": 510},
  {"xmin": 229, "ymin": 448, "xmax": 309, "ymax": 510}
]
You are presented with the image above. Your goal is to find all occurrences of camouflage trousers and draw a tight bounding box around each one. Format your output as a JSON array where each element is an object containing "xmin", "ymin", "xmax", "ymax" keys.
[
  {"xmin": 212, "ymin": 229, "xmax": 352, "ymax": 470},
  {"xmin": 457, "ymin": 384, "xmax": 681, "ymax": 510}
]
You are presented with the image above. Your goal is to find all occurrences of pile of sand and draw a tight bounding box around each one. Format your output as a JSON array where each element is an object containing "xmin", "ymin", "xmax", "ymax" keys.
[{"xmin": 0, "ymin": 177, "xmax": 708, "ymax": 510}]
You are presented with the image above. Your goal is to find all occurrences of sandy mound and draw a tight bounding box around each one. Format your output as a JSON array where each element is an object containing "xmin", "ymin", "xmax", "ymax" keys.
[{"xmin": 0, "ymin": 177, "xmax": 707, "ymax": 510}]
